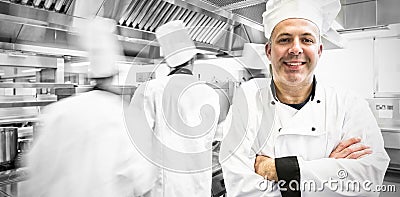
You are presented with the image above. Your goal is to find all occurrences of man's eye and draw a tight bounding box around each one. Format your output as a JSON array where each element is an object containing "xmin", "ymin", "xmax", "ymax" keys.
[
  {"xmin": 278, "ymin": 38, "xmax": 290, "ymax": 43},
  {"xmin": 302, "ymin": 38, "xmax": 314, "ymax": 44}
]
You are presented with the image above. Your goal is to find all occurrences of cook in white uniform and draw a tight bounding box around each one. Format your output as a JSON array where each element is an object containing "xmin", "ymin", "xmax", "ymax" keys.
[
  {"xmin": 219, "ymin": 0, "xmax": 390, "ymax": 196},
  {"xmin": 128, "ymin": 20, "xmax": 220, "ymax": 197},
  {"xmin": 21, "ymin": 17, "xmax": 155, "ymax": 197}
]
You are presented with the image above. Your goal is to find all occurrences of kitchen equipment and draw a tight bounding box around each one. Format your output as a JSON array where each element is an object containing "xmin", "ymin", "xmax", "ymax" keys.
[
  {"xmin": 0, "ymin": 127, "xmax": 18, "ymax": 171},
  {"xmin": 367, "ymin": 98, "xmax": 400, "ymax": 170}
]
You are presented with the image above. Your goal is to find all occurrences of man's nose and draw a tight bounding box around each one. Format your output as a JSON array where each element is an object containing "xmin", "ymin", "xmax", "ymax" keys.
[{"xmin": 288, "ymin": 39, "xmax": 303, "ymax": 55}]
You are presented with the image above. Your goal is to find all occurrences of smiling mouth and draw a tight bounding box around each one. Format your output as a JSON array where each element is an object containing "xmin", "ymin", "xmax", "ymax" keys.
[{"xmin": 283, "ymin": 61, "xmax": 306, "ymax": 70}]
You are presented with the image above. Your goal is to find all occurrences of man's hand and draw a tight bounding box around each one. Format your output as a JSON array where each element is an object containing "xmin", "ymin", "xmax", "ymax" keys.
[
  {"xmin": 329, "ymin": 137, "xmax": 372, "ymax": 159},
  {"xmin": 254, "ymin": 155, "xmax": 278, "ymax": 181}
]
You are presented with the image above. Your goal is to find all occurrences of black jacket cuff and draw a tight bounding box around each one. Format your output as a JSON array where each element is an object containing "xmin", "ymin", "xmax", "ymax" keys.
[{"xmin": 275, "ymin": 156, "xmax": 300, "ymax": 197}]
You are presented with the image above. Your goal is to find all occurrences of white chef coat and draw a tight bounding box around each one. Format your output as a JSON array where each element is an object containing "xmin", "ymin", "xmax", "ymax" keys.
[
  {"xmin": 129, "ymin": 73, "xmax": 220, "ymax": 197},
  {"xmin": 220, "ymin": 78, "xmax": 390, "ymax": 197},
  {"xmin": 22, "ymin": 90, "xmax": 156, "ymax": 197}
]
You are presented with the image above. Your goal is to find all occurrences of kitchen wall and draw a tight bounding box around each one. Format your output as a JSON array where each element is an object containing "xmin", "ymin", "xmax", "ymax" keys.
[
  {"xmin": 316, "ymin": 36, "xmax": 375, "ymax": 99},
  {"xmin": 317, "ymin": 23, "xmax": 400, "ymax": 99},
  {"xmin": 194, "ymin": 58, "xmax": 245, "ymax": 83},
  {"xmin": 118, "ymin": 62, "xmax": 169, "ymax": 86}
]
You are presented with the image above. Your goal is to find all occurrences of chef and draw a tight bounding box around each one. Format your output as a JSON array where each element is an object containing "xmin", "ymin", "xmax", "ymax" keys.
[
  {"xmin": 21, "ymin": 17, "xmax": 155, "ymax": 197},
  {"xmin": 128, "ymin": 20, "xmax": 220, "ymax": 197},
  {"xmin": 219, "ymin": 0, "xmax": 390, "ymax": 196}
]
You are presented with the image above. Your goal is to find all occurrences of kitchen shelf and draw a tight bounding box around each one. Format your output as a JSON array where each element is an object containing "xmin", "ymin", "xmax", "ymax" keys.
[
  {"xmin": 0, "ymin": 117, "xmax": 38, "ymax": 125},
  {"xmin": 381, "ymin": 127, "xmax": 400, "ymax": 133},
  {"xmin": 0, "ymin": 100, "xmax": 54, "ymax": 108},
  {"xmin": 0, "ymin": 83, "xmax": 74, "ymax": 89},
  {"xmin": 0, "ymin": 167, "xmax": 28, "ymax": 187}
]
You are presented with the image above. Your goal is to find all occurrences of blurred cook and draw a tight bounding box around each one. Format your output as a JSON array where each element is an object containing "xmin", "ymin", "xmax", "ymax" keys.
[
  {"xmin": 22, "ymin": 17, "xmax": 155, "ymax": 197},
  {"xmin": 129, "ymin": 20, "xmax": 220, "ymax": 197},
  {"xmin": 220, "ymin": 0, "xmax": 389, "ymax": 196}
]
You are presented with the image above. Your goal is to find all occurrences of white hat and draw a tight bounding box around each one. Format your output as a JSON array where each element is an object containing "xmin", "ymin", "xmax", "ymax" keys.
[
  {"xmin": 155, "ymin": 20, "xmax": 197, "ymax": 68},
  {"xmin": 79, "ymin": 17, "xmax": 122, "ymax": 78},
  {"xmin": 262, "ymin": 0, "xmax": 341, "ymax": 39},
  {"xmin": 239, "ymin": 43, "xmax": 269, "ymax": 69}
]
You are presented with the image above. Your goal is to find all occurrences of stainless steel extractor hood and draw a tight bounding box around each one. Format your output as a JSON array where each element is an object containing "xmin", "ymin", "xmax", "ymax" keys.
[
  {"xmin": 2, "ymin": 0, "xmax": 399, "ymax": 61},
  {"xmin": 0, "ymin": 0, "xmax": 268, "ymax": 62}
]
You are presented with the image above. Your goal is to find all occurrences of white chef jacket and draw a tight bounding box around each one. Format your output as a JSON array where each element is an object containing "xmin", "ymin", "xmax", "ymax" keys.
[
  {"xmin": 220, "ymin": 78, "xmax": 390, "ymax": 197},
  {"xmin": 22, "ymin": 90, "xmax": 156, "ymax": 197},
  {"xmin": 129, "ymin": 73, "xmax": 220, "ymax": 197}
]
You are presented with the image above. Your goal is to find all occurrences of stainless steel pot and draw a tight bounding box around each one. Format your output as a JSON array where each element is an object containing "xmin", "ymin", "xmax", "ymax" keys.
[{"xmin": 0, "ymin": 127, "xmax": 18, "ymax": 167}]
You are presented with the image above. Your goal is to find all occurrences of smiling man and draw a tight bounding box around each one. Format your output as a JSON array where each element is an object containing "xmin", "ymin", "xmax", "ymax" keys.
[{"xmin": 219, "ymin": 0, "xmax": 389, "ymax": 196}]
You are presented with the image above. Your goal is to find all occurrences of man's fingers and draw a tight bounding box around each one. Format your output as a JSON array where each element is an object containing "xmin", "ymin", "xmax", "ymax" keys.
[
  {"xmin": 341, "ymin": 144, "xmax": 370, "ymax": 158},
  {"xmin": 346, "ymin": 148, "xmax": 373, "ymax": 159},
  {"xmin": 333, "ymin": 137, "xmax": 361, "ymax": 153},
  {"xmin": 330, "ymin": 142, "xmax": 370, "ymax": 159}
]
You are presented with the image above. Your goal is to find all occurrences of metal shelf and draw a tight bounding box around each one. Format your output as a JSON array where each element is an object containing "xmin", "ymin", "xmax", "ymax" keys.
[
  {"xmin": 0, "ymin": 101, "xmax": 54, "ymax": 108},
  {"xmin": 0, "ymin": 167, "xmax": 28, "ymax": 187},
  {"xmin": 0, "ymin": 83, "xmax": 74, "ymax": 89},
  {"xmin": 0, "ymin": 116, "xmax": 38, "ymax": 124}
]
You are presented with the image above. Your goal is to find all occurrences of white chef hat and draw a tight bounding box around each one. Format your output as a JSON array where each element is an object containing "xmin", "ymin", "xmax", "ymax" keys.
[
  {"xmin": 79, "ymin": 17, "xmax": 122, "ymax": 78},
  {"xmin": 239, "ymin": 43, "xmax": 269, "ymax": 69},
  {"xmin": 155, "ymin": 20, "xmax": 197, "ymax": 68},
  {"xmin": 262, "ymin": 0, "xmax": 341, "ymax": 39}
]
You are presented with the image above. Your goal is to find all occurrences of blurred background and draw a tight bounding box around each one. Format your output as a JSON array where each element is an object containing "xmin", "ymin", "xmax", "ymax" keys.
[{"xmin": 0, "ymin": 0, "xmax": 399, "ymax": 196}]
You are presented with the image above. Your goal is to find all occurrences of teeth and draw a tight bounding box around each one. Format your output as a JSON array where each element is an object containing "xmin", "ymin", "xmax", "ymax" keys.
[{"xmin": 286, "ymin": 62, "xmax": 302, "ymax": 66}]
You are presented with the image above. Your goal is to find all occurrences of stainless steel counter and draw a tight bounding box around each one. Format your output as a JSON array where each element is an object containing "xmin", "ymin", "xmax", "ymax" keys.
[{"xmin": 0, "ymin": 167, "xmax": 28, "ymax": 187}]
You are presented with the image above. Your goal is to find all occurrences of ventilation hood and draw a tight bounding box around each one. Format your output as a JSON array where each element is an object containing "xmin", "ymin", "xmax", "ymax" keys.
[
  {"xmin": 1, "ymin": 0, "xmax": 399, "ymax": 63},
  {"xmin": 0, "ymin": 0, "xmax": 268, "ymax": 62}
]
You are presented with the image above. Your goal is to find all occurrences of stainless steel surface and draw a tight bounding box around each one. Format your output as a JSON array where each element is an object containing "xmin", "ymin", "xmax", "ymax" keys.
[
  {"xmin": 0, "ymin": 0, "xmax": 268, "ymax": 61},
  {"xmin": 338, "ymin": 0, "xmax": 400, "ymax": 31},
  {"xmin": 0, "ymin": 128, "xmax": 17, "ymax": 167},
  {"xmin": 0, "ymin": 83, "xmax": 70, "ymax": 123},
  {"xmin": 0, "ymin": 42, "xmax": 87, "ymax": 57},
  {"xmin": 0, "ymin": 0, "xmax": 399, "ymax": 60},
  {"xmin": 0, "ymin": 117, "xmax": 38, "ymax": 125},
  {"xmin": 377, "ymin": 0, "xmax": 400, "ymax": 26},
  {"xmin": 367, "ymin": 98, "xmax": 400, "ymax": 128},
  {"xmin": 214, "ymin": 0, "xmax": 266, "ymax": 12},
  {"xmin": 382, "ymin": 131, "xmax": 400, "ymax": 149},
  {"xmin": 0, "ymin": 167, "xmax": 28, "ymax": 186},
  {"xmin": 343, "ymin": 0, "xmax": 377, "ymax": 29},
  {"xmin": 18, "ymin": 138, "xmax": 32, "ymax": 153},
  {"xmin": 386, "ymin": 148, "xmax": 400, "ymax": 169},
  {"xmin": 0, "ymin": 52, "xmax": 58, "ymax": 68},
  {"xmin": 0, "ymin": 101, "xmax": 54, "ymax": 108},
  {"xmin": 0, "ymin": 83, "xmax": 74, "ymax": 88},
  {"xmin": 381, "ymin": 169, "xmax": 400, "ymax": 197},
  {"xmin": 367, "ymin": 98, "xmax": 400, "ymax": 171}
]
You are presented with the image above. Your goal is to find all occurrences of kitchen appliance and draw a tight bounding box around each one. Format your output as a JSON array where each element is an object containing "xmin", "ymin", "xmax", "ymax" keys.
[
  {"xmin": 367, "ymin": 98, "xmax": 400, "ymax": 170},
  {"xmin": 0, "ymin": 127, "xmax": 18, "ymax": 171}
]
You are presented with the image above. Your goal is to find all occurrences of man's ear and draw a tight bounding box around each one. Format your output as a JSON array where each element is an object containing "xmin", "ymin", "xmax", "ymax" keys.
[
  {"xmin": 318, "ymin": 43, "xmax": 323, "ymax": 57},
  {"xmin": 265, "ymin": 42, "xmax": 272, "ymax": 60}
]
